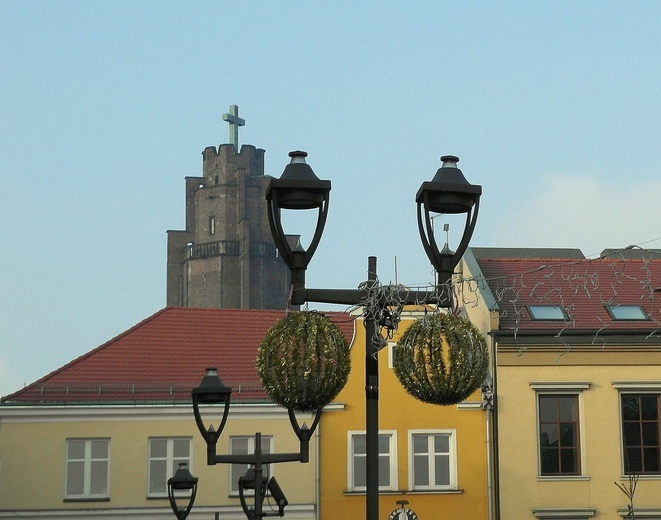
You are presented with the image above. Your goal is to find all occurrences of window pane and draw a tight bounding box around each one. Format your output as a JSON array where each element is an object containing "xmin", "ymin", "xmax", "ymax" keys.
[
  {"xmin": 529, "ymin": 305, "xmax": 567, "ymax": 320},
  {"xmin": 643, "ymin": 448, "xmax": 660, "ymax": 473},
  {"xmin": 91, "ymin": 440, "xmax": 108, "ymax": 459},
  {"xmin": 557, "ymin": 397, "xmax": 576, "ymax": 422},
  {"xmin": 608, "ymin": 305, "xmax": 648, "ymax": 320},
  {"xmin": 539, "ymin": 396, "xmax": 557, "ymax": 422},
  {"xmin": 625, "ymin": 448, "xmax": 642, "ymax": 473},
  {"xmin": 434, "ymin": 454, "xmax": 450, "ymax": 485},
  {"xmin": 68, "ymin": 440, "xmax": 86, "ymax": 460},
  {"xmin": 231, "ymin": 438, "xmax": 249, "ymax": 454},
  {"xmin": 559, "ymin": 424, "xmax": 576, "ymax": 447},
  {"xmin": 354, "ymin": 457, "xmax": 366, "ymax": 487},
  {"xmin": 414, "ymin": 455, "xmax": 429, "ymax": 486},
  {"xmin": 434, "ymin": 434, "xmax": 449, "ymax": 453},
  {"xmin": 378, "ymin": 455, "xmax": 390, "ymax": 487},
  {"xmin": 353, "ymin": 435, "xmax": 366, "ymax": 455},
  {"xmin": 413, "ymin": 435, "xmax": 428, "ymax": 454},
  {"xmin": 231, "ymin": 463, "xmax": 249, "ymax": 491},
  {"xmin": 642, "ymin": 422, "xmax": 659, "ymax": 446},
  {"xmin": 541, "ymin": 448, "xmax": 559, "ymax": 474},
  {"xmin": 173, "ymin": 439, "xmax": 190, "ymax": 458},
  {"xmin": 641, "ymin": 395, "xmax": 659, "ymax": 420},
  {"xmin": 66, "ymin": 461, "xmax": 85, "ymax": 495},
  {"xmin": 540, "ymin": 424, "xmax": 558, "ymax": 447},
  {"xmin": 622, "ymin": 396, "xmax": 640, "ymax": 421},
  {"xmin": 378, "ymin": 435, "xmax": 390, "ymax": 454},
  {"xmin": 90, "ymin": 461, "xmax": 108, "ymax": 495},
  {"xmin": 150, "ymin": 459, "xmax": 167, "ymax": 494},
  {"xmin": 560, "ymin": 448, "xmax": 579, "ymax": 474},
  {"xmin": 623, "ymin": 422, "xmax": 642, "ymax": 446},
  {"xmin": 150, "ymin": 439, "xmax": 167, "ymax": 458}
]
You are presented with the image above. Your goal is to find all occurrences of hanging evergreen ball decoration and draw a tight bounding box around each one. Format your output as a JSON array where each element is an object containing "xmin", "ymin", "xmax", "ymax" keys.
[
  {"xmin": 393, "ymin": 313, "xmax": 488, "ymax": 406},
  {"xmin": 257, "ymin": 311, "xmax": 351, "ymax": 412}
]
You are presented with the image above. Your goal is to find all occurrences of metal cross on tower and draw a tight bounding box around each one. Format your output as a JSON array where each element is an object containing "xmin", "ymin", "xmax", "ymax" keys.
[{"xmin": 222, "ymin": 104, "xmax": 245, "ymax": 152}]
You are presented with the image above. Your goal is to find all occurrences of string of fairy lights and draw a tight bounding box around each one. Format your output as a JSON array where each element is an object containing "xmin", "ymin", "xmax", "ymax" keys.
[{"xmin": 298, "ymin": 243, "xmax": 660, "ymax": 352}]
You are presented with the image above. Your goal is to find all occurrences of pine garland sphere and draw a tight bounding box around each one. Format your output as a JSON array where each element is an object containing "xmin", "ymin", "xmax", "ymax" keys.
[
  {"xmin": 393, "ymin": 313, "xmax": 488, "ymax": 406},
  {"xmin": 257, "ymin": 311, "xmax": 351, "ymax": 412}
]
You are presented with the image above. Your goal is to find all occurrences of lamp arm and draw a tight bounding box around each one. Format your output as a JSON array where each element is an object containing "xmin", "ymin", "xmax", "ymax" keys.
[
  {"xmin": 214, "ymin": 451, "xmax": 305, "ymax": 465},
  {"xmin": 192, "ymin": 395, "xmax": 229, "ymax": 465},
  {"xmin": 302, "ymin": 193, "xmax": 330, "ymax": 266},
  {"xmin": 288, "ymin": 407, "xmax": 322, "ymax": 463},
  {"xmin": 416, "ymin": 198, "xmax": 451, "ymax": 276},
  {"xmin": 267, "ymin": 198, "xmax": 295, "ymax": 267},
  {"xmin": 450, "ymin": 198, "xmax": 480, "ymax": 269},
  {"xmin": 238, "ymin": 480, "xmax": 252, "ymax": 519},
  {"xmin": 168, "ymin": 484, "xmax": 197, "ymax": 520}
]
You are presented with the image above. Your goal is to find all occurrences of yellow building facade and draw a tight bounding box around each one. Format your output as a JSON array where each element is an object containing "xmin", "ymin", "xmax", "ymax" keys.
[
  {"xmin": 0, "ymin": 402, "xmax": 321, "ymax": 520},
  {"xmin": 319, "ymin": 310, "xmax": 490, "ymax": 520},
  {"xmin": 462, "ymin": 247, "xmax": 661, "ymax": 519},
  {"xmin": 496, "ymin": 346, "xmax": 661, "ymax": 519}
]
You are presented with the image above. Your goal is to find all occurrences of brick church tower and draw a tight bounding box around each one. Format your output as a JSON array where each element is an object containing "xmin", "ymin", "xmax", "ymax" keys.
[{"xmin": 166, "ymin": 106, "xmax": 290, "ymax": 309}]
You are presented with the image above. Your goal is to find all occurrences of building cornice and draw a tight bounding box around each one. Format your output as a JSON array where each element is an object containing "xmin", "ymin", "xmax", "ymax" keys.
[{"xmin": 0, "ymin": 402, "xmax": 344, "ymax": 423}]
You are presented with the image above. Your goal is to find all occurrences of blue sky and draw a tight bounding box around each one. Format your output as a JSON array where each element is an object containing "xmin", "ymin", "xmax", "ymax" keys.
[{"xmin": 1, "ymin": 1, "xmax": 660, "ymax": 396}]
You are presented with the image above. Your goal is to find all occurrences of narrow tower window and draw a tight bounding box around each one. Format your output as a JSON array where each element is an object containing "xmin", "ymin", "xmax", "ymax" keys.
[{"xmin": 209, "ymin": 216, "xmax": 216, "ymax": 236}]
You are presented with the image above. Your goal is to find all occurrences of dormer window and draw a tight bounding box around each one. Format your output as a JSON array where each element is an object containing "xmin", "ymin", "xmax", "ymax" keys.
[
  {"xmin": 605, "ymin": 305, "xmax": 649, "ymax": 321},
  {"xmin": 528, "ymin": 305, "xmax": 569, "ymax": 321}
]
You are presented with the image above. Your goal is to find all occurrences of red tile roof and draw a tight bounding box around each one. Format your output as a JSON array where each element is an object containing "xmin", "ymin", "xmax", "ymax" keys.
[
  {"xmin": 475, "ymin": 256, "xmax": 661, "ymax": 334},
  {"xmin": 2, "ymin": 307, "xmax": 355, "ymax": 404}
]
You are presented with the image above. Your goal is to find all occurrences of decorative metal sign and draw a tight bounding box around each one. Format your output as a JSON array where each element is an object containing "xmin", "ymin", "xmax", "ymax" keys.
[{"xmin": 388, "ymin": 507, "xmax": 419, "ymax": 520}]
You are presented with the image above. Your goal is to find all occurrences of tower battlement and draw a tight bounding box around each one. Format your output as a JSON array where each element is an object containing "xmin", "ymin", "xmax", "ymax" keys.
[{"xmin": 202, "ymin": 144, "xmax": 265, "ymax": 185}]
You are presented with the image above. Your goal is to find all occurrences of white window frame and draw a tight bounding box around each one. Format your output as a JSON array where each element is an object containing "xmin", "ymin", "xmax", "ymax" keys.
[
  {"xmin": 347, "ymin": 430, "xmax": 398, "ymax": 492},
  {"xmin": 229, "ymin": 435, "xmax": 273, "ymax": 496},
  {"xmin": 147, "ymin": 437, "xmax": 192, "ymax": 497},
  {"xmin": 408, "ymin": 429, "xmax": 458, "ymax": 490},
  {"xmin": 531, "ymin": 382, "xmax": 590, "ymax": 480},
  {"xmin": 65, "ymin": 438, "xmax": 110, "ymax": 500}
]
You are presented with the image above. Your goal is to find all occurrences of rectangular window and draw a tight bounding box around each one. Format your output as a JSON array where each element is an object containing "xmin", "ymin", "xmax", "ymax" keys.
[
  {"xmin": 209, "ymin": 215, "xmax": 216, "ymax": 235},
  {"xmin": 528, "ymin": 305, "xmax": 569, "ymax": 320},
  {"xmin": 65, "ymin": 439, "xmax": 110, "ymax": 499},
  {"xmin": 621, "ymin": 394, "xmax": 661, "ymax": 474},
  {"xmin": 148, "ymin": 438, "xmax": 192, "ymax": 496},
  {"xmin": 229, "ymin": 436, "xmax": 272, "ymax": 494},
  {"xmin": 606, "ymin": 305, "xmax": 649, "ymax": 321},
  {"xmin": 538, "ymin": 395, "xmax": 581, "ymax": 475},
  {"xmin": 410, "ymin": 430, "xmax": 457, "ymax": 490},
  {"xmin": 348, "ymin": 431, "xmax": 397, "ymax": 491}
]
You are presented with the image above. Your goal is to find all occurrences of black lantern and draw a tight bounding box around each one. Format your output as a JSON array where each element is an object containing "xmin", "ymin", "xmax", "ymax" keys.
[
  {"xmin": 167, "ymin": 462, "xmax": 198, "ymax": 520},
  {"xmin": 266, "ymin": 151, "xmax": 331, "ymax": 304},
  {"xmin": 416, "ymin": 155, "xmax": 482, "ymax": 291},
  {"xmin": 192, "ymin": 367, "xmax": 232, "ymax": 463}
]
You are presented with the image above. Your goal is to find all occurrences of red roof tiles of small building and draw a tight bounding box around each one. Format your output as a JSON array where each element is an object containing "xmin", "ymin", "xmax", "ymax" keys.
[
  {"xmin": 475, "ymin": 255, "xmax": 661, "ymax": 334},
  {"xmin": 2, "ymin": 307, "xmax": 355, "ymax": 404}
]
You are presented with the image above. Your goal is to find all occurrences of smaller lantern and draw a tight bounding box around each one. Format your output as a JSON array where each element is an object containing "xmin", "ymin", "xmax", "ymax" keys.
[{"xmin": 393, "ymin": 313, "xmax": 488, "ymax": 406}]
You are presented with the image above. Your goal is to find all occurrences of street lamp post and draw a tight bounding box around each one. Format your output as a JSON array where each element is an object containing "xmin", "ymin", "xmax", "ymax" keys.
[
  {"xmin": 184, "ymin": 367, "xmax": 320, "ymax": 519},
  {"xmin": 265, "ymin": 151, "xmax": 481, "ymax": 520}
]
